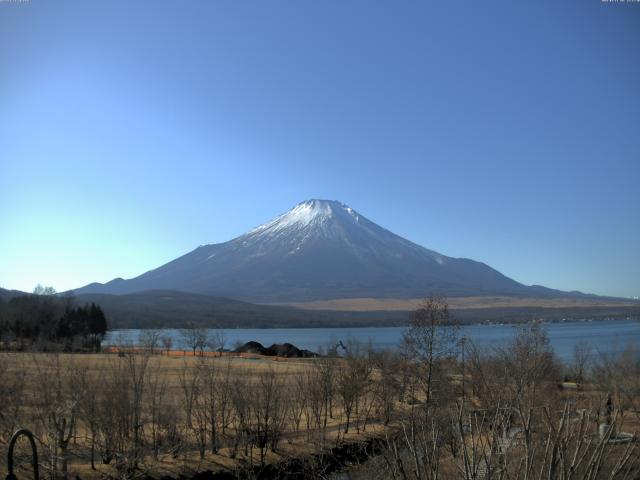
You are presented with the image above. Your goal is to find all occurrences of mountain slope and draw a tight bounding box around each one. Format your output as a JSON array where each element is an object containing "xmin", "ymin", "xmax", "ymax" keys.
[{"xmin": 73, "ymin": 199, "xmax": 585, "ymax": 302}]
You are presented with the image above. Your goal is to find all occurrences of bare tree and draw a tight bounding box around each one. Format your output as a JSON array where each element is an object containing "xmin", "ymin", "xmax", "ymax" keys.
[
  {"xmin": 592, "ymin": 343, "xmax": 640, "ymax": 421},
  {"xmin": 75, "ymin": 365, "xmax": 102, "ymax": 469},
  {"xmin": 178, "ymin": 359, "xmax": 200, "ymax": 429},
  {"xmin": 248, "ymin": 368, "xmax": 287, "ymax": 466},
  {"xmin": 0, "ymin": 353, "xmax": 26, "ymax": 443},
  {"xmin": 371, "ymin": 349, "xmax": 402, "ymax": 425},
  {"xmin": 94, "ymin": 352, "xmax": 151, "ymax": 471},
  {"xmin": 469, "ymin": 323, "xmax": 560, "ymax": 477},
  {"xmin": 95, "ymin": 358, "xmax": 126, "ymax": 466},
  {"xmin": 139, "ymin": 329, "xmax": 161, "ymax": 354},
  {"xmin": 146, "ymin": 362, "xmax": 168, "ymax": 460},
  {"xmin": 229, "ymin": 374, "xmax": 249, "ymax": 459},
  {"xmin": 290, "ymin": 369, "xmax": 308, "ymax": 433},
  {"xmin": 161, "ymin": 335, "xmax": 173, "ymax": 355},
  {"xmin": 383, "ymin": 407, "xmax": 442, "ymax": 480},
  {"xmin": 570, "ymin": 339, "xmax": 592, "ymax": 390},
  {"xmin": 403, "ymin": 296, "xmax": 459, "ymax": 407},
  {"xmin": 32, "ymin": 354, "xmax": 76, "ymax": 480},
  {"xmin": 454, "ymin": 399, "xmax": 640, "ymax": 480},
  {"xmin": 208, "ymin": 330, "xmax": 226, "ymax": 353},
  {"xmin": 181, "ymin": 324, "xmax": 209, "ymax": 356},
  {"xmin": 304, "ymin": 362, "xmax": 333, "ymax": 449},
  {"xmin": 124, "ymin": 351, "xmax": 150, "ymax": 468},
  {"xmin": 190, "ymin": 363, "xmax": 208, "ymax": 459},
  {"xmin": 199, "ymin": 357, "xmax": 233, "ymax": 454},
  {"xmin": 337, "ymin": 341, "xmax": 372, "ymax": 434}
]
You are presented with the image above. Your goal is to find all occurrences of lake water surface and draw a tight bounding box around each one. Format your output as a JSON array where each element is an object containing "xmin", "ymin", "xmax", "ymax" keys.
[{"xmin": 106, "ymin": 319, "xmax": 640, "ymax": 362}]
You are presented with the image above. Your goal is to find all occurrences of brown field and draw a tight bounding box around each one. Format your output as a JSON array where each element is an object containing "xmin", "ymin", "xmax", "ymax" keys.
[
  {"xmin": 1, "ymin": 325, "xmax": 639, "ymax": 480},
  {"xmin": 279, "ymin": 295, "xmax": 639, "ymax": 311},
  {"xmin": 0, "ymin": 350, "xmax": 393, "ymax": 480}
]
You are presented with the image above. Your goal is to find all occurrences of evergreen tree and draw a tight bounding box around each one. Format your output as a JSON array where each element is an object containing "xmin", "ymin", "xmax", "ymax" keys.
[{"xmin": 0, "ymin": 291, "xmax": 109, "ymax": 351}]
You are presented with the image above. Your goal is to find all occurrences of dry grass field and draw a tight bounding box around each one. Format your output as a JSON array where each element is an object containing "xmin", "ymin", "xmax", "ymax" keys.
[
  {"xmin": 281, "ymin": 295, "xmax": 639, "ymax": 311},
  {"xmin": 0, "ymin": 350, "xmax": 396, "ymax": 480},
  {"xmin": 1, "ymin": 318, "xmax": 640, "ymax": 480}
]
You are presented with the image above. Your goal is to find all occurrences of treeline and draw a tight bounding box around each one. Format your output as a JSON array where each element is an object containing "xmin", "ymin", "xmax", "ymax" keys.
[{"xmin": 0, "ymin": 286, "xmax": 107, "ymax": 351}]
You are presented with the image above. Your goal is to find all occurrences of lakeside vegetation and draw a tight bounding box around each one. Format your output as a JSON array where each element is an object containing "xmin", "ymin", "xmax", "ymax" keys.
[{"xmin": 0, "ymin": 297, "xmax": 638, "ymax": 479}]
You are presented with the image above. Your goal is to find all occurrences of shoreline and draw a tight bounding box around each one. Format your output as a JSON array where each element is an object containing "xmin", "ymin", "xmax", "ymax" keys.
[{"xmin": 105, "ymin": 315, "xmax": 640, "ymax": 331}]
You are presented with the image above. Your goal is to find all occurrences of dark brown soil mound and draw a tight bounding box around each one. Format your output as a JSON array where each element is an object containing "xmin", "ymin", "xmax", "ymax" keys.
[{"xmin": 234, "ymin": 341, "xmax": 317, "ymax": 358}]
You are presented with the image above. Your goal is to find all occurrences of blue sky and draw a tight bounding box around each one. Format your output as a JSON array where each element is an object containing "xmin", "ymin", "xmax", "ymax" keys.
[{"xmin": 1, "ymin": 1, "xmax": 639, "ymax": 298}]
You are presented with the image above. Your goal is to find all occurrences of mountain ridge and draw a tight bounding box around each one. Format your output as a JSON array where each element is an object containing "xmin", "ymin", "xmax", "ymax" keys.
[{"xmin": 72, "ymin": 199, "xmax": 597, "ymax": 302}]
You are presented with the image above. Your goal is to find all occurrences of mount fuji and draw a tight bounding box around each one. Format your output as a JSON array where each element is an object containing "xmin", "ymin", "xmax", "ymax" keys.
[{"xmin": 73, "ymin": 199, "xmax": 581, "ymax": 302}]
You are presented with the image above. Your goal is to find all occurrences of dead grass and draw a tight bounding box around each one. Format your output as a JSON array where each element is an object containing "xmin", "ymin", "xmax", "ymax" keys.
[
  {"xmin": 276, "ymin": 295, "xmax": 638, "ymax": 311},
  {"xmin": 0, "ymin": 351, "xmax": 387, "ymax": 479},
  {"xmin": 3, "ymin": 349, "xmax": 638, "ymax": 480}
]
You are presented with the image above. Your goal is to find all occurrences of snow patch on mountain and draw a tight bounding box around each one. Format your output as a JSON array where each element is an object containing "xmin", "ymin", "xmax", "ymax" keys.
[
  {"xmin": 249, "ymin": 199, "xmax": 340, "ymax": 234},
  {"xmin": 240, "ymin": 199, "xmax": 358, "ymax": 252}
]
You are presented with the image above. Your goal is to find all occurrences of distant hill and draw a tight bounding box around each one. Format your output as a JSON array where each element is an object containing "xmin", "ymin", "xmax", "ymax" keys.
[
  {"xmin": 2, "ymin": 287, "xmax": 637, "ymax": 329},
  {"xmin": 72, "ymin": 199, "xmax": 600, "ymax": 302},
  {"xmin": 75, "ymin": 290, "xmax": 639, "ymax": 329},
  {"xmin": 74, "ymin": 290, "xmax": 408, "ymax": 329},
  {"xmin": 0, "ymin": 287, "xmax": 28, "ymax": 302}
]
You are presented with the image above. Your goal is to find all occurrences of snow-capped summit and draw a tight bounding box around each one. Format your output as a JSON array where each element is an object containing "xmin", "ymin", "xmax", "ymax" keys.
[
  {"xmin": 249, "ymin": 199, "xmax": 348, "ymax": 234},
  {"xmin": 73, "ymin": 200, "xmax": 566, "ymax": 302},
  {"xmin": 238, "ymin": 199, "xmax": 444, "ymax": 262}
]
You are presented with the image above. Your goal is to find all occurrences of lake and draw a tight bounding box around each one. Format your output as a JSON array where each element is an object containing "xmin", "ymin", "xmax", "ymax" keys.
[{"xmin": 105, "ymin": 319, "xmax": 640, "ymax": 362}]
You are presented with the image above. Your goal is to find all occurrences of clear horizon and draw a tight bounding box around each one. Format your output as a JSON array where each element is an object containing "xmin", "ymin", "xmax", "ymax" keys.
[{"xmin": 1, "ymin": 1, "xmax": 639, "ymax": 298}]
